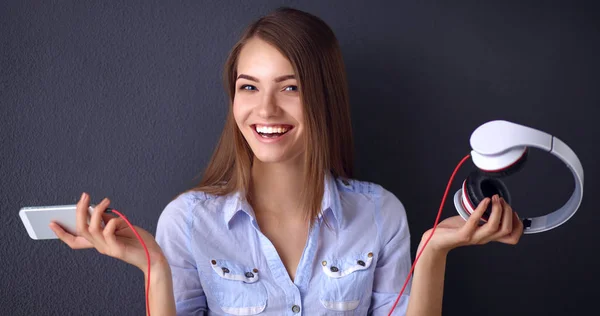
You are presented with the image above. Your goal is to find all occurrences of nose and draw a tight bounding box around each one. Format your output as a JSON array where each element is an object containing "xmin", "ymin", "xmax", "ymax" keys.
[{"xmin": 257, "ymin": 91, "xmax": 279, "ymax": 118}]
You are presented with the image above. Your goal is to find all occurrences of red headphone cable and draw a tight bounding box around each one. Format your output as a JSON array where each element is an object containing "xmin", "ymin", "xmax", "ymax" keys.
[
  {"xmin": 104, "ymin": 209, "xmax": 152, "ymax": 316},
  {"xmin": 387, "ymin": 153, "xmax": 471, "ymax": 315},
  {"xmin": 102, "ymin": 154, "xmax": 472, "ymax": 316}
]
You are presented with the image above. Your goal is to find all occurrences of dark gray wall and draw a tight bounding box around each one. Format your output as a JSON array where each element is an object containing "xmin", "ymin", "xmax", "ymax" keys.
[{"xmin": 2, "ymin": 1, "xmax": 598, "ymax": 315}]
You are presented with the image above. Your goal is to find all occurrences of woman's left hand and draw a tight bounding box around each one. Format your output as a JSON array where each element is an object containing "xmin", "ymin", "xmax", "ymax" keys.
[{"xmin": 420, "ymin": 194, "xmax": 524, "ymax": 255}]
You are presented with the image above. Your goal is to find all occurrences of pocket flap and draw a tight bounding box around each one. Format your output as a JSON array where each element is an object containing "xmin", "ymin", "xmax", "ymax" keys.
[
  {"xmin": 208, "ymin": 259, "xmax": 267, "ymax": 315},
  {"xmin": 210, "ymin": 259, "xmax": 260, "ymax": 284},
  {"xmin": 321, "ymin": 251, "xmax": 374, "ymax": 278}
]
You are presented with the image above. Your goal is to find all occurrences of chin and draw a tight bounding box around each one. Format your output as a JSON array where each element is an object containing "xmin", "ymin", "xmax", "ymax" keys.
[
  {"xmin": 250, "ymin": 147, "xmax": 304, "ymax": 165},
  {"xmin": 253, "ymin": 153, "xmax": 291, "ymax": 164}
]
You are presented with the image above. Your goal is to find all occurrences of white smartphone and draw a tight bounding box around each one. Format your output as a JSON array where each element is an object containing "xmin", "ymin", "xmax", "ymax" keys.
[{"xmin": 19, "ymin": 204, "xmax": 100, "ymax": 240}]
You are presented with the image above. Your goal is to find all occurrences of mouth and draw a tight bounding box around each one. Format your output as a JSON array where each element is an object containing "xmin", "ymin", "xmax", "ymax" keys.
[{"xmin": 252, "ymin": 124, "xmax": 294, "ymax": 139}]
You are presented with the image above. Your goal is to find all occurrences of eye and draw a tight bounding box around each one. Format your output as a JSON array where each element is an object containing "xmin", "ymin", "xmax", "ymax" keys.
[
  {"xmin": 284, "ymin": 85, "xmax": 298, "ymax": 92},
  {"xmin": 240, "ymin": 84, "xmax": 257, "ymax": 91}
]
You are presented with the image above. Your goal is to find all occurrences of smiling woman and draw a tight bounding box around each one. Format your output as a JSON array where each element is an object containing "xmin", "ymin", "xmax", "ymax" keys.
[
  {"xmin": 50, "ymin": 6, "xmax": 523, "ymax": 316},
  {"xmin": 194, "ymin": 11, "xmax": 356, "ymax": 228}
]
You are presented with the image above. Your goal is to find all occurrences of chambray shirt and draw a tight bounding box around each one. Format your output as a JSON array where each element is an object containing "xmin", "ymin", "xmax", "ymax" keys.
[{"xmin": 155, "ymin": 172, "xmax": 412, "ymax": 315}]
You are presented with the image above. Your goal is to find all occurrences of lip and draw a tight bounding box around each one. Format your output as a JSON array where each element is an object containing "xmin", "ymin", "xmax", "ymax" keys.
[{"xmin": 251, "ymin": 124, "xmax": 294, "ymax": 144}]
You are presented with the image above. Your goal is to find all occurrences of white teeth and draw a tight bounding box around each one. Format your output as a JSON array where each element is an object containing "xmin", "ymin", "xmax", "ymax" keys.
[{"xmin": 255, "ymin": 125, "xmax": 290, "ymax": 134}]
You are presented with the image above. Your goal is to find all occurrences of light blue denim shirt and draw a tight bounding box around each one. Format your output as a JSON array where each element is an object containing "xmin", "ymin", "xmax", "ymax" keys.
[{"xmin": 155, "ymin": 172, "xmax": 412, "ymax": 315}]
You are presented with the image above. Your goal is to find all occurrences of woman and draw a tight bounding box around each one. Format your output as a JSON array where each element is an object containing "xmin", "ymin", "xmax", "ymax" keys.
[{"xmin": 49, "ymin": 7, "xmax": 523, "ymax": 315}]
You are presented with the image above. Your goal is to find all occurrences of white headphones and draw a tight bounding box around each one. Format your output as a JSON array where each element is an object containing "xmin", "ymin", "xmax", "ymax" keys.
[{"xmin": 453, "ymin": 120, "xmax": 584, "ymax": 234}]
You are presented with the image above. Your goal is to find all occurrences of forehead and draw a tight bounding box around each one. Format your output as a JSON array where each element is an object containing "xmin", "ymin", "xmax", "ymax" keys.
[{"xmin": 236, "ymin": 37, "xmax": 295, "ymax": 76}]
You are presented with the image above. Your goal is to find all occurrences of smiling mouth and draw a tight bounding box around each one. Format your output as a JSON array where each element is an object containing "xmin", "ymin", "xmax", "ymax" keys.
[{"xmin": 253, "ymin": 124, "xmax": 293, "ymax": 138}]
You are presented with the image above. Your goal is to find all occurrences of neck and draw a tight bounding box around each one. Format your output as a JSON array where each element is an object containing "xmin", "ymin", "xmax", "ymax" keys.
[{"xmin": 249, "ymin": 155, "xmax": 306, "ymax": 219}]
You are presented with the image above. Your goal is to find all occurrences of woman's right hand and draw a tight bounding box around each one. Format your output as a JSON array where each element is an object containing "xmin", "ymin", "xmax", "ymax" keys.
[{"xmin": 49, "ymin": 192, "xmax": 167, "ymax": 275}]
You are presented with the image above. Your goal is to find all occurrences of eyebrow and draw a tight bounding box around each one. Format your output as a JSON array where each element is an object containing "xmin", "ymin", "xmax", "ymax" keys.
[{"xmin": 237, "ymin": 74, "xmax": 296, "ymax": 83}]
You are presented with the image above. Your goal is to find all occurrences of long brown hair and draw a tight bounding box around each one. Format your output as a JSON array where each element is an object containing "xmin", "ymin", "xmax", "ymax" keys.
[{"xmin": 188, "ymin": 7, "xmax": 354, "ymax": 227}]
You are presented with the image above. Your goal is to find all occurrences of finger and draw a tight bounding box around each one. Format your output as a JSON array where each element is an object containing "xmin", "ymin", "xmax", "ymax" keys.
[
  {"xmin": 89, "ymin": 197, "xmax": 111, "ymax": 251},
  {"xmin": 112, "ymin": 214, "xmax": 132, "ymax": 232},
  {"xmin": 481, "ymin": 197, "xmax": 513, "ymax": 243},
  {"xmin": 496, "ymin": 211, "xmax": 524, "ymax": 245},
  {"xmin": 514, "ymin": 212, "xmax": 524, "ymax": 233},
  {"xmin": 103, "ymin": 217, "xmax": 124, "ymax": 258},
  {"xmin": 510, "ymin": 211, "xmax": 525, "ymax": 242},
  {"xmin": 76, "ymin": 192, "xmax": 93, "ymax": 242},
  {"xmin": 471, "ymin": 195, "xmax": 504, "ymax": 244},
  {"xmin": 515, "ymin": 212, "xmax": 525, "ymax": 238},
  {"xmin": 498, "ymin": 198, "xmax": 513, "ymax": 236},
  {"xmin": 101, "ymin": 212, "xmax": 115, "ymax": 226},
  {"xmin": 462, "ymin": 197, "xmax": 490, "ymax": 234},
  {"xmin": 486, "ymin": 195, "xmax": 503, "ymax": 231},
  {"xmin": 89, "ymin": 198, "xmax": 109, "ymax": 236},
  {"xmin": 49, "ymin": 222, "xmax": 94, "ymax": 249}
]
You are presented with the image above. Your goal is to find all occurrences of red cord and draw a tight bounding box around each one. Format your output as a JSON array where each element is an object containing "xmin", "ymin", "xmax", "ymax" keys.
[
  {"xmin": 100, "ymin": 153, "xmax": 470, "ymax": 316},
  {"xmin": 108, "ymin": 209, "xmax": 151, "ymax": 316},
  {"xmin": 387, "ymin": 154, "xmax": 471, "ymax": 315}
]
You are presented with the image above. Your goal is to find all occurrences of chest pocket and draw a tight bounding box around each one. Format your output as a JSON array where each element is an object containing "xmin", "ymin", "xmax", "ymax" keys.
[
  {"xmin": 208, "ymin": 259, "xmax": 267, "ymax": 315},
  {"xmin": 319, "ymin": 251, "xmax": 375, "ymax": 312}
]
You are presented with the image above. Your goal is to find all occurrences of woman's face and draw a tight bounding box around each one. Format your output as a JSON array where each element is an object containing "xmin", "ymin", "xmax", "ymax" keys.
[{"xmin": 233, "ymin": 37, "xmax": 305, "ymax": 165}]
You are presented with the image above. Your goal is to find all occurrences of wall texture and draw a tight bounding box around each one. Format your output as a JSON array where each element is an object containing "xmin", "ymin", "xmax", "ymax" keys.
[{"xmin": 2, "ymin": 0, "xmax": 599, "ymax": 315}]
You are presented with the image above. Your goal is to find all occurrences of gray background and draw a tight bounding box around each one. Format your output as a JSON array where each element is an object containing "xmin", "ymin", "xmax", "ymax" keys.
[{"xmin": 2, "ymin": 0, "xmax": 599, "ymax": 315}]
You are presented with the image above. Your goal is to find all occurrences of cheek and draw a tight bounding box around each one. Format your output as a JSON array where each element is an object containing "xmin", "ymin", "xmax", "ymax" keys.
[
  {"xmin": 232, "ymin": 99, "xmax": 246, "ymax": 127},
  {"xmin": 283, "ymin": 98, "xmax": 304, "ymax": 124},
  {"xmin": 294, "ymin": 104, "xmax": 305, "ymax": 126}
]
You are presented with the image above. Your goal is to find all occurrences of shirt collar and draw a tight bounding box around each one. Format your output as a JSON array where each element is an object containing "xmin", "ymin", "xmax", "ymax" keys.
[
  {"xmin": 223, "ymin": 190, "xmax": 255, "ymax": 230},
  {"xmin": 223, "ymin": 171, "xmax": 344, "ymax": 230},
  {"xmin": 318, "ymin": 171, "xmax": 344, "ymax": 229}
]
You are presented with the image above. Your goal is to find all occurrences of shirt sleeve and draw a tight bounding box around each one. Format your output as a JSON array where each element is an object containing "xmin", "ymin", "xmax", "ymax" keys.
[
  {"xmin": 155, "ymin": 194, "xmax": 208, "ymax": 315},
  {"xmin": 369, "ymin": 187, "xmax": 413, "ymax": 315}
]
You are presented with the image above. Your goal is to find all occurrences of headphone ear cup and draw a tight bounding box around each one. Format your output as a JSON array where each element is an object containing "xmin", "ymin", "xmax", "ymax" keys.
[
  {"xmin": 464, "ymin": 170, "xmax": 511, "ymax": 221},
  {"xmin": 483, "ymin": 147, "xmax": 529, "ymax": 178}
]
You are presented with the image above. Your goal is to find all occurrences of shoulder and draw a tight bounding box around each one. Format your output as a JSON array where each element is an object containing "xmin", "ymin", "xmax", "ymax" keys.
[
  {"xmin": 156, "ymin": 189, "xmax": 231, "ymax": 233},
  {"xmin": 335, "ymin": 177, "xmax": 406, "ymax": 212},
  {"xmin": 336, "ymin": 177, "xmax": 410, "ymax": 242}
]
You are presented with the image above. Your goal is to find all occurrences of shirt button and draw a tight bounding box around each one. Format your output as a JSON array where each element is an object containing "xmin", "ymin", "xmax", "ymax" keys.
[{"xmin": 291, "ymin": 305, "xmax": 301, "ymax": 313}]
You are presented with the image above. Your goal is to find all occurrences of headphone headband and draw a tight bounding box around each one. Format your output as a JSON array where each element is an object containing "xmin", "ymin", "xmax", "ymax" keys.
[{"xmin": 454, "ymin": 120, "xmax": 584, "ymax": 234}]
